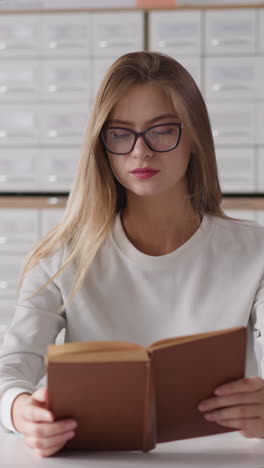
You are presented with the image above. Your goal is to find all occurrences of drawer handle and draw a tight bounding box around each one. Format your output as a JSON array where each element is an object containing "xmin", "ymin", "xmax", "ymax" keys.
[
  {"xmin": 0, "ymin": 41, "xmax": 34, "ymax": 50},
  {"xmin": 211, "ymin": 38, "xmax": 252, "ymax": 47},
  {"xmin": 47, "ymin": 84, "xmax": 87, "ymax": 93},
  {"xmin": 213, "ymin": 129, "xmax": 251, "ymax": 137},
  {"xmin": 158, "ymin": 39, "xmax": 196, "ymax": 47},
  {"xmin": 212, "ymin": 83, "xmax": 252, "ymax": 92},
  {"xmin": 0, "ymin": 86, "xmax": 35, "ymax": 93},
  {"xmin": 47, "ymin": 130, "xmax": 81, "ymax": 137},
  {"xmin": 98, "ymin": 40, "xmax": 134, "ymax": 48},
  {"xmin": 48, "ymin": 41, "xmax": 85, "ymax": 49}
]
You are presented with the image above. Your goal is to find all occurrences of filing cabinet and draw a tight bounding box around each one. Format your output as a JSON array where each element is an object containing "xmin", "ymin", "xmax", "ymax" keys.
[
  {"xmin": 91, "ymin": 12, "xmax": 144, "ymax": 58},
  {"xmin": 257, "ymin": 148, "xmax": 264, "ymax": 191},
  {"xmin": 205, "ymin": 9, "xmax": 256, "ymax": 56},
  {"xmin": 208, "ymin": 102, "xmax": 256, "ymax": 145},
  {"xmin": 0, "ymin": 209, "xmax": 39, "ymax": 253},
  {"xmin": 92, "ymin": 57, "xmax": 117, "ymax": 98},
  {"xmin": 0, "ymin": 148, "xmax": 37, "ymax": 192},
  {"xmin": 205, "ymin": 57, "xmax": 261, "ymax": 101},
  {"xmin": 0, "ymin": 60, "xmax": 40, "ymax": 102},
  {"xmin": 0, "ymin": 14, "xmax": 40, "ymax": 57},
  {"xmin": 38, "ymin": 148, "xmax": 79, "ymax": 192},
  {"xmin": 216, "ymin": 148, "xmax": 256, "ymax": 193},
  {"xmin": 257, "ymin": 9, "xmax": 264, "ymax": 54},
  {"xmin": 39, "ymin": 104, "xmax": 89, "ymax": 145},
  {"xmin": 0, "ymin": 106, "xmax": 40, "ymax": 145},
  {"xmin": 39, "ymin": 13, "xmax": 91, "ymax": 57},
  {"xmin": 149, "ymin": 11, "xmax": 201, "ymax": 57},
  {"xmin": 0, "ymin": 255, "xmax": 25, "ymax": 299},
  {"xmin": 257, "ymin": 103, "xmax": 264, "ymax": 145},
  {"xmin": 41, "ymin": 59, "xmax": 92, "ymax": 102}
]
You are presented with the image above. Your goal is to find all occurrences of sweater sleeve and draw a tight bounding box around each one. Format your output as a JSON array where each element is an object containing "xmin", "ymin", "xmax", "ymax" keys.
[
  {"xmin": 0, "ymin": 256, "xmax": 66, "ymax": 432},
  {"xmin": 250, "ymin": 272, "xmax": 264, "ymax": 377}
]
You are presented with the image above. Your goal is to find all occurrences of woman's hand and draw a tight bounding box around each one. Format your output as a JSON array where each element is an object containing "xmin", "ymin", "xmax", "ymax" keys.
[
  {"xmin": 11, "ymin": 387, "xmax": 77, "ymax": 457},
  {"xmin": 198, "ymin": 377, "xmax": 264, "ymax": 438}
]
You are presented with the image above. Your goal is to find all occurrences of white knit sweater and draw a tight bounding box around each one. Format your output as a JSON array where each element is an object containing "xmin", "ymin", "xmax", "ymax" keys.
[{"xmin": 0, "ymin": 213, "xmax": 264, "ymax": 432}]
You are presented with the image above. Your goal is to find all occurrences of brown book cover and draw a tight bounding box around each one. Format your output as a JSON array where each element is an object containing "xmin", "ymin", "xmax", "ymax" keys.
[{"xmin": 47, "ymin": 326, "xmax": 246, "ymax": 452}]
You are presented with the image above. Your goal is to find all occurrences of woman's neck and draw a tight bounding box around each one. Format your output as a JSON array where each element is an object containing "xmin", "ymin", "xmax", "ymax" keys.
[{"xmin": 120, "ymin": 202, "xmax": 202, "ymax": 256}]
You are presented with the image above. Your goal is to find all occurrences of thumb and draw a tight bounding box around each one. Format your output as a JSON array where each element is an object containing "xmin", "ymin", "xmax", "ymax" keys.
[{"xmin": 32, "ymin": 387, "xmax": 48, "ymax": 404}]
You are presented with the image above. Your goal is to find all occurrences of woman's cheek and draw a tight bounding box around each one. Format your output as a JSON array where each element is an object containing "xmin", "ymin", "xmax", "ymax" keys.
[{"xmin": 109, "ymin": 158, "xmax": 130, "ymax": 190}]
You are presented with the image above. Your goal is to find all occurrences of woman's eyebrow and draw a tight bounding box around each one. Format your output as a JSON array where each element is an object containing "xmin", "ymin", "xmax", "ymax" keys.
[{"xmin": 107, "ymin": 114, "xmax": 179, "ymax": 126}]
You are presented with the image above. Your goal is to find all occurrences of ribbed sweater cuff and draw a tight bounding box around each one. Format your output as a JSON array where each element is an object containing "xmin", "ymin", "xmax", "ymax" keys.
[{"xmin": 0, "ymin": 388, "xmax": 32, "ymax": 433}]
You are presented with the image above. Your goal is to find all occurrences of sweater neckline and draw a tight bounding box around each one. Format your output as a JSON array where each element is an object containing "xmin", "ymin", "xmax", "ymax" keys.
[{"xmin": 110, "ymin": 212, "xmax": 213, "ymax": 269}]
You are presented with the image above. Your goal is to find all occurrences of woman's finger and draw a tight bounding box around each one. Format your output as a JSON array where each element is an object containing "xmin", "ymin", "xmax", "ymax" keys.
[
  {"xmin": 214, "ymin": 377, "xmax": 264, "ymax": 396},
  {"xmin": 21, "ymin": 419, "xmax": 77, "ymax": 438},
  {"xmin": 22, "ymin": 404, "xmax": 54, "ymax": 423},
  {"xmin": 204, "ymin": 404, "xmax": 262, "ymax": 422},
  {"xmin": 240, "ymin": 418, "xmax": 264, "ymax": 438},
  {"xmin": 212, "ymin": 417, "xmax": 264, "ymax": 438},
  {"xmin": 31, "ymin": 387, "xmax": 48, "ymax": 404},
  {"xmin": 33, "ymin": 439, "xmax": 71, "ymax": 458},
  {"xmin": 198, "ymin": 391, "xmax": 264, "ymax": 412},
  {"xmin": 24, "ymin": 429, "xmax": 75, "ymax": 451}
]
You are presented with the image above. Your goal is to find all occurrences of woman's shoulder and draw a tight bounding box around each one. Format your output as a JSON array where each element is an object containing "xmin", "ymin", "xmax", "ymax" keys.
[
  {"xmin": 208, "ymin": 213, "xmax": 264, "ymax": 249},
  {"xmin": 38, "ymin": 243, "xmax": 71, "ymax": 276}
]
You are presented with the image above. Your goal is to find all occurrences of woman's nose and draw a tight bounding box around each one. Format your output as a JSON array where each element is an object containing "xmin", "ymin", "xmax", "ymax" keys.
[{"xmin": 130, "ymin": 136, "xmax": 154, "ymax": 159}]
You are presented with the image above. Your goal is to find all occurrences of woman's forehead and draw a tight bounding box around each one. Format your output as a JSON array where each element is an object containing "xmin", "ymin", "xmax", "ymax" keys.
[{"xmin": 109, "ymin": 83, "xmax": 179, "ymax": 123}]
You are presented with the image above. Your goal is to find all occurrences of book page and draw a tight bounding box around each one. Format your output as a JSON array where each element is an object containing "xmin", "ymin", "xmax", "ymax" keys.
[
  {"xmin": 147, "ymin": 326, "xmax": 245, "ymax": 352},
  {"xmin": 48, "ymin": 340, "xmax": 147, "ymax": 362}
]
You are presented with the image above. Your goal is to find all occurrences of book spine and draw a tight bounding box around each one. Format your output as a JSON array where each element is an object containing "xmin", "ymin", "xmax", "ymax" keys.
[{"xmin": 142, "ymin": 360, "xmax": 157, "ymax": 452}]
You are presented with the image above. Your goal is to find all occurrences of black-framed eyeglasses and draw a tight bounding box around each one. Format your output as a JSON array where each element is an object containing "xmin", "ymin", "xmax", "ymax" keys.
[{"xmin": 100, "ymin": 122, "xmax": 184, "ymax": 155}]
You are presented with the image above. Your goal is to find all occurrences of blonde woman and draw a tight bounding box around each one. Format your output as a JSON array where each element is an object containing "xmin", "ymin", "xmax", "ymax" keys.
[{"xmin": 0, "ymin": 51, "xmax": 264, "ymax": 457}]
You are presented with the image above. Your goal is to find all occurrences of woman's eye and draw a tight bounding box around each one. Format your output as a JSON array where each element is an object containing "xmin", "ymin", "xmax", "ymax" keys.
[
  {"xmin": 109, "ymin": 130, "xmax": 130, "ymax": 140},
  {"xmin": 152, "ymin": 128, "xmax": 174, "ymax": 136}
]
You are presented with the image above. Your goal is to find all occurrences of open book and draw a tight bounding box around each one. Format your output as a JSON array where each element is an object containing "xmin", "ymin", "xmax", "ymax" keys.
[{"xmin": 47, "ymin": 326, "xmax": 246, "ymax": 452}]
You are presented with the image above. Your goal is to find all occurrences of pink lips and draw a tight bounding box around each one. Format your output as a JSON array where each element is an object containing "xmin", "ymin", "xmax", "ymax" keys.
[{"xmin": 130, "ymin": 168, "xmax": 160, "ymax": 179}]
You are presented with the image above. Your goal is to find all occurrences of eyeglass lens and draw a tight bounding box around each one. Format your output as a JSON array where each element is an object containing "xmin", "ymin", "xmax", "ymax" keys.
[{"xmin": 103, "ymin": 124, "xmax": 181, "ymax": 154}]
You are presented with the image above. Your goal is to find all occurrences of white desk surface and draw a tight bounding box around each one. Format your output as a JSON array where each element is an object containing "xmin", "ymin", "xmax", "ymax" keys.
[{"xmin": 1, "ymin": 431, "xmax": 264, "ymax": 468}]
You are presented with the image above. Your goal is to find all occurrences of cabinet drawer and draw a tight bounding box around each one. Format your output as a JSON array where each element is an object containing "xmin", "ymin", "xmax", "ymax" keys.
[
  {"xmin": 92, "ymin": 58, "xmax": 116, "ymax": 98},
  {"xmin": 0, "ymin": 148, "xmax": 38, "ymax": 192},
  {"xmin": 41, "ymin": 59, "xmax": 91, "ymax": 101},
  {"xmin": 257, "ymin": 148, "xmax": 264, "ymax": 191},
  {"xmin": 0, "ymin": 255, "xmax": 25, "ymax": 298},
  {"xmin": 205, "ymin": 9, "xmax": 256, "ymax": 55},
  {"xmin": 216, "ymin": 147, "xmax": 256, "ymax": 193},
  {"xmin": 257, "ymin": 10, "xmax": 264, "ymax": 54},
  {"xmin": 0, "ymin": 106, "xmax": 39, "ymax": 145},
  {"xmin": 0, "ymin": 60, "xmax": 40, "ymax": 101},
  {"xmin": 40, "ymin": 13, "xmax": 91, "ymax": 57},
  {"xmin": 208, "ymin": 102, "xmax": 256, "ymax": 145},
  {"xmin": 149, "ymin": 10, "xmax": 201, "ymax": 56},
  {"xmin": 0, "ymin": 14, "xmax": 40, "ymax": 57},
  {"xmin": 40, "ymin": 209, "xmax": 65, "ymax": 236},
  {"xmin": 40, "ymin": 104, "xmax": 89, "ymax": 145},
  {"xmin": 0, "ymin": 209, "xmax": 39, "ymax": 253},
  {"xmin": 38, "ymin": 148, "xmax": 79, "ymax": 191},
  {"xmin": 91, "ymin": 12, "xmax": 144, "ymax": 57},
  {"xmin": 205, "ymin": 57, "xmax": 260, "ymax": 100},
  {"xmin": 257, "ymin": 103, "xmax": 264, "ymax": 145}
]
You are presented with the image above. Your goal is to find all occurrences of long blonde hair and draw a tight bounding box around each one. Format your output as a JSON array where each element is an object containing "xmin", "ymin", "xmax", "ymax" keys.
[{"xmin": 20, "ymin": 51, "xmax": 231, "ymax": 306}]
